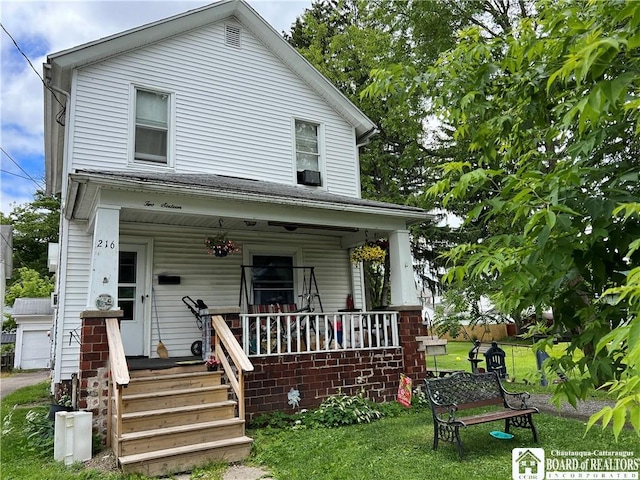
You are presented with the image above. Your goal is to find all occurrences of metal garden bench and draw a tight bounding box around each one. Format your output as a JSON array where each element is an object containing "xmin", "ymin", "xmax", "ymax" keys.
[{"xmin": 424, "ymin": 371, "xmax": 539, "ymax": 459}]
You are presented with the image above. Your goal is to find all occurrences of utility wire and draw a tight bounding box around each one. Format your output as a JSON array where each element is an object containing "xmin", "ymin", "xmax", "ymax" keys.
[
  {"xmin": 0, "ymin": 169, "xmax": 36, "ymax": 182},
  {"xmin": 0, "ymin": 22, "xmax": 65, "ymax": 109},
  {"xmin": 0, "ymin": 147, "xmax": 44, "ymax": 190},
  {"xmin": 0, "ymin": 230, "xmax": 29, "ymax": 272}
]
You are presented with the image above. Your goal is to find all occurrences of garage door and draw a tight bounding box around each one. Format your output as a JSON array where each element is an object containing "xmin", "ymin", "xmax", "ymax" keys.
[{"xmin": 20, "ymin": 331, "xmax": 51, "ymax": 369}]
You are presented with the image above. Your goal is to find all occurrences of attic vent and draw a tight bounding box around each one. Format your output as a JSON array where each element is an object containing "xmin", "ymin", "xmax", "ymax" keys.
[{"xmin": 225, "ymin": 25, "xmax": 241, "ymax": 48}]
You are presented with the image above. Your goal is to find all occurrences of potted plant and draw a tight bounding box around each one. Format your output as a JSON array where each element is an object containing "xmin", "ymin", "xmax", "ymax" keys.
[
  {"xmin": 205, "ymin": 233, "xmax": 240, "ymax": 257},
  {"xmin": 205, "ymin": 354, "xmax": 221, "ymax": 371},
  {"xmin": 48, "ymin": 390, "xmax": 73, "ymax": 420},
  {"xmin": 350, "ymin": 243, "xmax": 386, "ymax": 266}
]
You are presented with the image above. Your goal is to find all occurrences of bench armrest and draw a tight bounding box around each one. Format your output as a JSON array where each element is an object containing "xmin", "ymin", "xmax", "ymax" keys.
[
  {"xmin": 431, "ymin": 399, "xmax": 459, "ymax": 422},
  {"xmin": 502, "ymin": 391, "xmax": 531, "ymax": 409}
]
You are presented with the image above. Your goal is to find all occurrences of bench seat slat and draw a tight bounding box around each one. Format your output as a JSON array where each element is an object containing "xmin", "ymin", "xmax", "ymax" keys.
[{"xmin": 458, "ymin": 408, "xmax": 539, "ymax": 426}]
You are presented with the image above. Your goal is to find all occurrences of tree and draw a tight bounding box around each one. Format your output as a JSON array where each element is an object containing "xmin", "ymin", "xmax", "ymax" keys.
[
  {"xmin": 4, "ymin": 267, "xmax": 55, "ymax": 306},
  {"xmin": 370, "ymin": 0, "xmax": 640, "ymax": 434},
  {"xmin": 2, "ymin": 191, "xmax": 60, "ymax": 278},
  {"xmin": 287, "ymin": 0, "xmax": 469, "ymax": 302}
]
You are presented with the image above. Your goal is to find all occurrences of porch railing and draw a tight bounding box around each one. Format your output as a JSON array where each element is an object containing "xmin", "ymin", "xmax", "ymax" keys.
[
  {"xmin": 211, "ymin": 315, "xmax": 254, "ymax": 419},
  {"xmin": 241, "ymin": 311, "xmax": 399, "ymax": 356},
  {"xmin": 105, "ymin": 317, "xmax": 130, "ymax": 448}
]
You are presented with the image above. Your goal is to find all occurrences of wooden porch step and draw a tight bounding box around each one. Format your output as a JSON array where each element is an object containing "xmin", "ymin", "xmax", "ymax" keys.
[
  {"xmin": 118, "ymin": 400, "xmax": 237, "ymax": 433},
  {"xmin": 124, "ymin": 371, "xmax": 221, "ymax": 395},
  {"xmin": 129, "ymin": 363, "xmax": 205, "ymax": 378},
  {"xmin": 119, "ymin": 418, "xmax": 245, "ymax": 455},
  {"xmin": 122, "ymin": 385, "xmax": 229, "ymax": 412},
  {"xmin": 118, "ymin": 436, "xmax": 254, "ymax": 477}
]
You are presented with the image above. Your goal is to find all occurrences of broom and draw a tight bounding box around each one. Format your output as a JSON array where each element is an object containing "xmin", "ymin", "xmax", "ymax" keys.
[{"xmin": 152, "ymin": 286, "xmax": 169, "ymax": 358}]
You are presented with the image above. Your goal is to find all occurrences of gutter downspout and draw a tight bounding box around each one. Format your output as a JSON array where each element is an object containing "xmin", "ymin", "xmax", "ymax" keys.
[{"xmin": 44, "ymin": 65, "xmax": 73, "ymax": 387}]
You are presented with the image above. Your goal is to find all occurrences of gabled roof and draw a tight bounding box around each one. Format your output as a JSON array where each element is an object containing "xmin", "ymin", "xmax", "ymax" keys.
[
  {"xmin": 12, "ymin": 298, "xmax": 54, "ymax": 316},
  {"xmin": 44, "ymin": 0, "xmax": 377, "ymax": 195}
]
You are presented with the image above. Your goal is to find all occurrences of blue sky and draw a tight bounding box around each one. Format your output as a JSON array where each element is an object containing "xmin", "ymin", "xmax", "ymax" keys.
[{"xmin": 0, "ymin": 0, "xmax": 311, "ymax": 214}]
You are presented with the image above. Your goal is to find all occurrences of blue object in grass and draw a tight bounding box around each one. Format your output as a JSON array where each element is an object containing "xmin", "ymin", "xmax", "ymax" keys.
[{"xmin": 490, "ymin": 431, "xmax": 514, "ymax": 440}]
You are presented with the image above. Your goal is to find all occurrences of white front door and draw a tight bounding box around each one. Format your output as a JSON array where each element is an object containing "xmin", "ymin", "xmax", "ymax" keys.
[{"xmin": 118, "ymin": 244, "xmax": 147, "ymax": 356}]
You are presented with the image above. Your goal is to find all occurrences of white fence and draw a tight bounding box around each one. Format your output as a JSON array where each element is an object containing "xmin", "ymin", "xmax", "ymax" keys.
[{"xmin": 241, "ymin": 311, "xmax": 399, "ymax": 356}]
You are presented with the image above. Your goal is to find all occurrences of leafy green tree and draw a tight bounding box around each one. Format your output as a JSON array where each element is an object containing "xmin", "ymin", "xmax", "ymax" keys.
[
  {"xmin": 370, "ymin": 0, "xmax": 640, "ymax": 434},
  {"xmin": 4, "ymin": 267, "xmax": 55, "ymax": 306},
  {"xmin": 287, "ymin": 0, "xmax": 465, "ymax": 302},
  {"xmin": 2, "ymin": 191, "xmax": 60, "ymax": 278}
]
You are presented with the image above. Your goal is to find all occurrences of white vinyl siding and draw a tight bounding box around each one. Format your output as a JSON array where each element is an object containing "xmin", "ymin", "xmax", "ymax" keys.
[
  {"xmin": 69, "ymin": 21, "xmax": 359, "ymax": 197},
  {"xmin": 56, "ymin": 220, "xmax": 356, "ymax": 374},
  {"xmin": 55, "ymin": 220, "xmax": 92, "ymax": 380},
  {"xmin": 119, "ymin": 223, "xmax": 352, "ymax": 358}
]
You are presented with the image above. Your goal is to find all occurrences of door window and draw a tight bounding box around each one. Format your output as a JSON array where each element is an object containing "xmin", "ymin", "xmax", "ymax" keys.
[{"xmin": 118, "ymin": 251, "xmax": 137, "ymax": 321}]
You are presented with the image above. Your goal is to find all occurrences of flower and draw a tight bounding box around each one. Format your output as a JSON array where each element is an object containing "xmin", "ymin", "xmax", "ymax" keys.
[
  {"xmin": 350, "ymin": 243, "xmax": 386, "ymax": 265},
  {"xmin": 205, "ymin": 354, "xmax": 221, "ymax": 368},
  {"xmin": 205, "ymin": 233, "xmax": 240, "ymax": 257}
]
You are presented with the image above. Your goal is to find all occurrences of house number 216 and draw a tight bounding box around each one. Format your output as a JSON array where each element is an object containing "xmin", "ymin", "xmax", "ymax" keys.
[{"xmin": 96, "ymin": 240, "xmax": 116, "ymax": 249}]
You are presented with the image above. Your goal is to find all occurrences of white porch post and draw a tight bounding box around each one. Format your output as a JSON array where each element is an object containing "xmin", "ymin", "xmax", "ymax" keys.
[
  {"xmin": 388, "ymin": 229, "xmax": 419, "ymax": 306},
  {"xmin": 86, "ymin": 207, "xmax": 120, "ymax": 310}
]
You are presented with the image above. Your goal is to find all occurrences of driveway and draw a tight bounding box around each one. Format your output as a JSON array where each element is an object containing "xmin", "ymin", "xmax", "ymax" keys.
[{"xmin": 0, "ymin": 370, "xmax": 50, "ymax": 399}]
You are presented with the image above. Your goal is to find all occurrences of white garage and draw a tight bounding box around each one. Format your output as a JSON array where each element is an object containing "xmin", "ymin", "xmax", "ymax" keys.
[{"xmin": 13, "ymin": 298, "xmax": 53, "ymax": 370}]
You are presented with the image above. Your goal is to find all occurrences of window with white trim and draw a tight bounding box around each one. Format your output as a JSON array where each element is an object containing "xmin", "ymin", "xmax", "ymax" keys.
[
  {"xmin": 295, "ymin": 120, "xmax": 322, "ymax": 186},
  {"xmin": 134, "ymin": 88, "xmax": 170, "ymax": 164}
]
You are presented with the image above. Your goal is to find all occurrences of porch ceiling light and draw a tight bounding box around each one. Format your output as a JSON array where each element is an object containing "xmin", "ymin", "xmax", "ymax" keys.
[{"xmin": 267, "ymin": 221, "xmax": 359, "ymax": 232}]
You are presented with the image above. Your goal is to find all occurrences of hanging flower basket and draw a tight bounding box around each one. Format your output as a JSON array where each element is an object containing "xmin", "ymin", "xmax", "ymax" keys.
[
  {"xmin": 350, "ymin": 243, "xmax": 386, "ymax": 266},
  {"xmin": 205, "ymin": 234, "xmax": 240, "ymax": 257}
]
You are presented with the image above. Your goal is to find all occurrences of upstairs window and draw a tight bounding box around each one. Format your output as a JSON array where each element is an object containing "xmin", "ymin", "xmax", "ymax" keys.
[
  {"xmin": 295, "ymin": 120, "xmax": 322, "ymax": 186},
  {"xmin": 134, "ymin": 88, "xmax": 170, "ymax": 164}
]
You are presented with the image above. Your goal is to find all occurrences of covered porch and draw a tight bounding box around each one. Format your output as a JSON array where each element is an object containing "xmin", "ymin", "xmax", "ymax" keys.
[{"xmin": 62, "ymin": 170, "xmax": 429, "ymax": 359}]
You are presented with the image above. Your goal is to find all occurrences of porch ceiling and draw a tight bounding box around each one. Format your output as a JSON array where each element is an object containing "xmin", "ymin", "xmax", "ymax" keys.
[{"xmin": 66, "ymin": 170, "xmax": 433, "ymax": 238}]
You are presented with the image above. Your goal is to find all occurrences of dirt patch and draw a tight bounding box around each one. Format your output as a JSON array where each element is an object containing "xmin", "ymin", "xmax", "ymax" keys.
[{"xmin": 84, "ymin": 449, "xmax": 119, "ymax": 473}]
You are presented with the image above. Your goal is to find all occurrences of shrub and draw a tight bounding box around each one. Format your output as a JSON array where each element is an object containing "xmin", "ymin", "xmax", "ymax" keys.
[
  {"xmin": 303, "ymin": 389, "xmax": 383, "ymax": 428},
  {"xmin": 25, "ymin": 409, "xmax": 54, "ymax": 455}
]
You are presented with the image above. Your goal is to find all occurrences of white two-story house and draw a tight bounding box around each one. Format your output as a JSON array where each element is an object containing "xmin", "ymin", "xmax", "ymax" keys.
[{"xmin": 44, "ymin": 0, "xmax": 429, "ymax": 474}]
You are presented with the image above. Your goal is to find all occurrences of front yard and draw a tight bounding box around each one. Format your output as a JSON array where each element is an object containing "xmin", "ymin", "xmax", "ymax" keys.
[{"xmin": 2, "ymin": 376, "xmax": 637, "ymax": 480}]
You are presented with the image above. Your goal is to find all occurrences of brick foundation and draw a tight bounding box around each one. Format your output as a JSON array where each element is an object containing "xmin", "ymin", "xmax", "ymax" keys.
[
  {"xmin": 243, "ymin": 307, "xmax": 426, "ymax": 419},
  {"xmin": 244, "ymin": 348, "xmax": 404, "ymax": 419},
  {"xmin": 75, "ymin": 308, "xmax": 425, "ymax": 439}
]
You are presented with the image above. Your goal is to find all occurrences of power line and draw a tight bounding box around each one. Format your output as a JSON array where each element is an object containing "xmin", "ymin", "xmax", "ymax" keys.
[
  {"xmin": 0, "ymin": 22, "xmax": 65, "ymax": 109},
  {"xmin": 0, "ymin": 169, "xmax": 35, "ymax": 182},
  {"xmin": 0, "ymin": 147, "xmax": 44, "ymax": 190}
]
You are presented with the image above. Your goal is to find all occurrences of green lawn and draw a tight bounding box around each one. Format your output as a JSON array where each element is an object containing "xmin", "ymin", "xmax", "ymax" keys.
[
  {"xmin": 425, "ymin": 340, "xmax": 573, "ymax": 386},
  {"xmin": 251, "ymin": 410, "xmax": 638, "ymax": 480},
  {"xmin": 2, "ymin": 371, "xmax": 635, "ymax": 480}
]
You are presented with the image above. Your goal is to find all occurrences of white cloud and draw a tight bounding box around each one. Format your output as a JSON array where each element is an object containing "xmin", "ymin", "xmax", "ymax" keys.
[{"xmin": 0, "ymin": 0, "xmax": 311, "ymax": 214}]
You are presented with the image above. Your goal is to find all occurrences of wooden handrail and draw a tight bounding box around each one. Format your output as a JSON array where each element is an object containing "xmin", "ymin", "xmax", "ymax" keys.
[
  {"xmin": 211, "ymin": 315, "xmax": 253, "ymax": 419},
  {"xmin": 105, "ymin": 318, "xmax": 130, "ymax": 386},
  {"xmin": 211, "ymin": 315, "xmax": 253, "ymax": 372}
]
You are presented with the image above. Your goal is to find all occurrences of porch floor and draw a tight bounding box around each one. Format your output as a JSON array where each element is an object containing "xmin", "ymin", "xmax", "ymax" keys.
[{"xmin": 126, "ymin": 356, "xmax": 203, "ymax": 371}]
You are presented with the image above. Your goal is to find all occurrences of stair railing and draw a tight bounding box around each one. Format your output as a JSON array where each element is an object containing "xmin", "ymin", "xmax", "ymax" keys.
[
  {"xmin": 105, "ymin": 317, "xmax": 130, "ymax": 449},
  {"xmin": 210, "ymin": 315, "xmax": 254, "ymax": 419}
]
